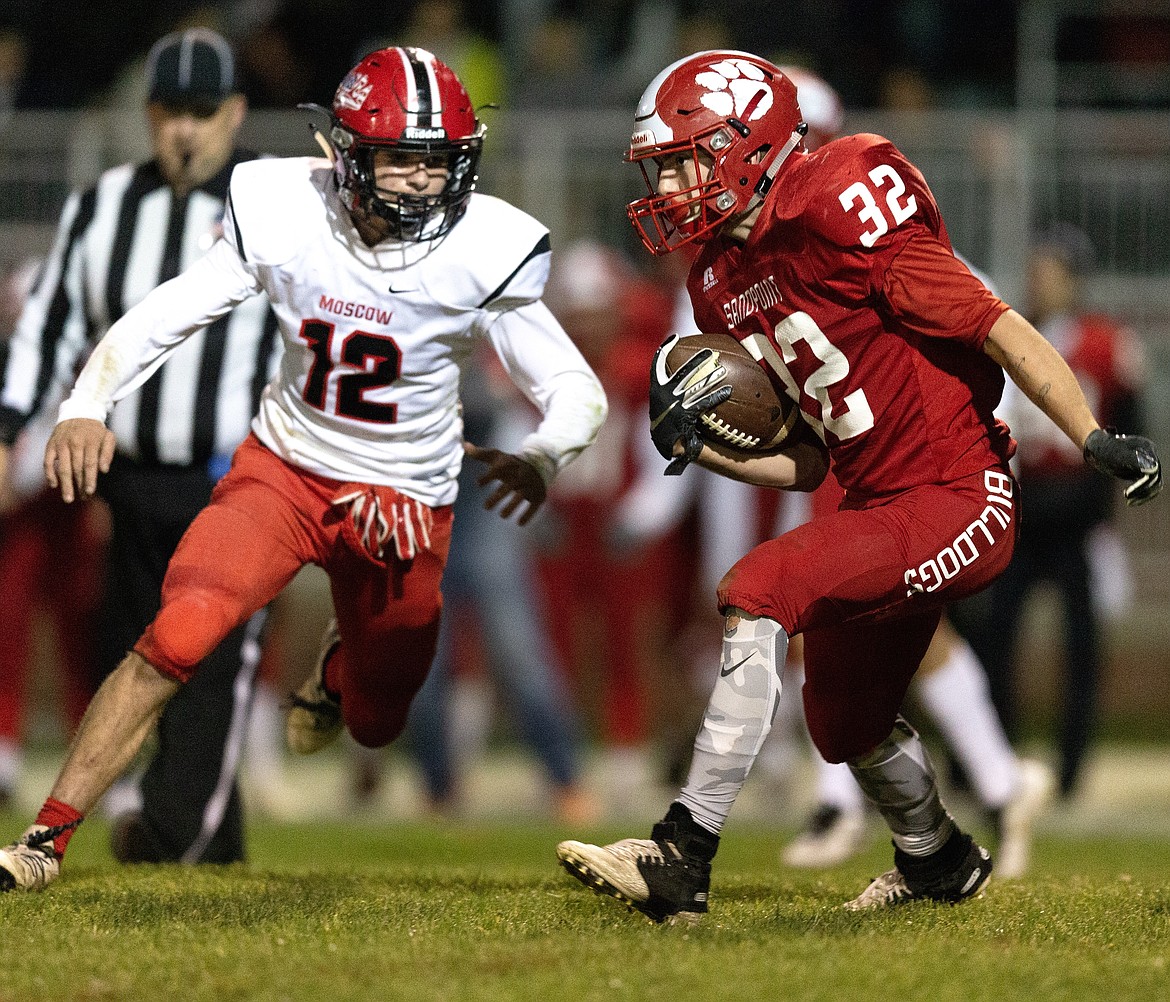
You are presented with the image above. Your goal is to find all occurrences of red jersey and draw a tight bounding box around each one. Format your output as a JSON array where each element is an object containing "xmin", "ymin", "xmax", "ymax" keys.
[{"xmin": 688, "ymin": 134, "xmax": 1015, "ymax": 502}]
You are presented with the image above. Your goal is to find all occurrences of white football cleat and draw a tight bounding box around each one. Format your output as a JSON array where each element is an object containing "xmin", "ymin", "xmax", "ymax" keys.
[
  {"xmin": 286, "ymin": 619, "xmax": 343, "ymax": 754},
  {"xmin": 557, "ymin": 815, "xmax": 716, "ymax": 925},
  {"xmin": 0, "ymin": 826, "xmax": 61, "ymax": 893},
  {"xmin": 843, "ymin": 868, "xmax": 914, "ymax": 910},
  {"xmin": 995, "ymin": 758, "xmax": 1055, "ymax": 880}
]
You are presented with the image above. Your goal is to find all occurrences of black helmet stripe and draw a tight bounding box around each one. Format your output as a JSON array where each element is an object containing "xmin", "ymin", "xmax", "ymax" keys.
[{"xmin": 402, "ymin": 47, "xmax": 436, "ymax": 127}]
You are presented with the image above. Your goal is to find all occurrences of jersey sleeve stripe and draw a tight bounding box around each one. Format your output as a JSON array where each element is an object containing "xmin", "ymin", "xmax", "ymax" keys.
[
  {"xmin": 476, "ymin": 233, "xmax": 551, "ymax": 309},
  {"xmin": 250, "ymin": 309, "xmax": 280, "ymax": 415},
  {"xmin": 227, "ymin": 190, "xmax": 248, "ymax": 262}
]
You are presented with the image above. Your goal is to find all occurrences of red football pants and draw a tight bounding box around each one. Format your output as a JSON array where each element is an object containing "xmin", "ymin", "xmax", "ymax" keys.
[
  {"xmin": 718, "ymin": 468, "xmax": 1017, "ymax": 761},
  {"xmin": 136, "ymin": 435, "xmax": 453, "ymax": 748}
]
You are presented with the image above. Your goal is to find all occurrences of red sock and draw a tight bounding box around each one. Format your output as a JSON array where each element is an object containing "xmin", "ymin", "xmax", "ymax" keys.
[{"xmin": 34, "ymin": 798, "xmax": 84, "ymax": 858}]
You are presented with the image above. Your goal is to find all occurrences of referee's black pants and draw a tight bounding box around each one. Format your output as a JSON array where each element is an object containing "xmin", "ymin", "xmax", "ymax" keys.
[{"xmin": 97, "ymin": 454, "xmax": 264, "ymax": 863}]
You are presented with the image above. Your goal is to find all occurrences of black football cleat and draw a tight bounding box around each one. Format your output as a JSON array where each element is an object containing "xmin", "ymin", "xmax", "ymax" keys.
[{"xmin": 557, "ymin": 806, "xmax": 718, "ymax": 924}]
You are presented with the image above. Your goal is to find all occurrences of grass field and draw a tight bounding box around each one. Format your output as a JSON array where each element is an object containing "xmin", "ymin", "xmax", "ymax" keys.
[{"xmin": 1, "ymin": 810, "xmax": 1168, "ymax": 1002}]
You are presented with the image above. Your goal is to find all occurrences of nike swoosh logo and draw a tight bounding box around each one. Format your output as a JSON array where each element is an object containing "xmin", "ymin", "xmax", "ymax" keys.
[
  {"xmin": 649, "ymin": 399, "xmax": 680, "ymax": 432},
  {"xmin": 388, "ymin": 286, "xmax": 416, "ymax": 294},
  {"xmin": 720, "ymin": 655, "xmax": 753, "ymax": 677}
]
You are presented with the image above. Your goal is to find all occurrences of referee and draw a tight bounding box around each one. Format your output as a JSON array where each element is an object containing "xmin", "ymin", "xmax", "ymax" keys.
[{"xmin": 0, "ymin": 28, "xmax": 280, "ymax": 863}]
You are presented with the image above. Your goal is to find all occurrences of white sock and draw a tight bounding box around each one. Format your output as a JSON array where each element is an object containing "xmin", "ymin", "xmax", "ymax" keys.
[
  {"xmin": 678, "ymin": 615, "xmax": 786, "ymax": 834},
  {"xmin": 913, "ymin": 638, "xmax": 1018, "ymax": 808}
]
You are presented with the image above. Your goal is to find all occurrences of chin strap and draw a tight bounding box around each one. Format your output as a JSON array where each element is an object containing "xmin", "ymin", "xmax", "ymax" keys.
[
  {"xmin": 743, "ymin": 125, "xmax": 808, "ymax": 213},
  {"xmin": 309, "ymin": 124, "xmax": 336, "ymax": 163},
  {"xmin": 297, "ymin": 102, "xmax": 339, "ymax": 164}
]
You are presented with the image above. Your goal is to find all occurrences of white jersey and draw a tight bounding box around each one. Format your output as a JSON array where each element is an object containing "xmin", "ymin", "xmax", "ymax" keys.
[{"xmin": 58, "ymin": 157, "xmax": 607, "ymax": 506}]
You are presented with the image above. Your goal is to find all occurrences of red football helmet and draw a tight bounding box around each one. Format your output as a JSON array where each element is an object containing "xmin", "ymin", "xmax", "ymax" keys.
[
  {"xmin": 627, "ymin": 50, "xmax": 807, "ymax": 255},
  {"xmin": 326, "ymin": 46, "xmax": 485, "ymax": 240}
]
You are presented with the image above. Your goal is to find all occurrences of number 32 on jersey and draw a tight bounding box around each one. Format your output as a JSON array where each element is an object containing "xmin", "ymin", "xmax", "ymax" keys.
[
  {"xmin": 739, "ymin": 163, "xmax": 916, "ymax": 442},
  {"xmin": 745, "ymin": 313, "xmax": 875, "ymax": 443},
  {"xmin": 838, "ymin": 164, "xmax": 917, "ymax": 248}
]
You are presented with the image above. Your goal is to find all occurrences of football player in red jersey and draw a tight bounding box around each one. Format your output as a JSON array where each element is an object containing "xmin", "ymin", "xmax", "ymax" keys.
[
  {"xmin": 768, "ymin": 67, "xmax": 1056, "ymax": 877},
  {"xmin": 557, "ymin": 49, "xmax": 1161, "ymax": 923}
]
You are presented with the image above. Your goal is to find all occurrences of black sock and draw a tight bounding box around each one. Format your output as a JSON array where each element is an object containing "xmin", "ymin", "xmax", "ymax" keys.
[
  {"xmin": 659, "ymin": 802, "xmax": 720, "ymax": 861},
  {"xmin": 894, "ymin": 828, "xmax": 972, "ymax": 881}
]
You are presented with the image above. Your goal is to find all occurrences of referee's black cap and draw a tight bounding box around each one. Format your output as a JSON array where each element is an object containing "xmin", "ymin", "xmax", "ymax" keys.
[{"xmin": 146, "ymin": 28, "xmax": 236, "ymax": 110}]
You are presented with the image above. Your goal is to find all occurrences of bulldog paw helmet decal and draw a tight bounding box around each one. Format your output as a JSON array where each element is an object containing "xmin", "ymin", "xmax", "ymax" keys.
[{"xmin": 694, "ymin": 57, "xmax": 774, "ymax": 122}]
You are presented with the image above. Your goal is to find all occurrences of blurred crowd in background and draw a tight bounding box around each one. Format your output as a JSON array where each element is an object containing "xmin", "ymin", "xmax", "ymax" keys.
[
  {"xmin": 0, "ymin": 2, "xmax": 1165, "ymax": 837},
  {"xmin": 1, "ymin": 1, "xmax": 1018, "ymax": 114},
  {"xmin": 4, "ymin": 0, "xmax": 1170, "ymax": 119}
]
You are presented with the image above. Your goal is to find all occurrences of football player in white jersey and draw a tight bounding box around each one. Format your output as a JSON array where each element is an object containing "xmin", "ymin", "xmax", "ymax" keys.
[{"xmin": 0, "ymin": 46, "xmax": 607, "ymax": 892}]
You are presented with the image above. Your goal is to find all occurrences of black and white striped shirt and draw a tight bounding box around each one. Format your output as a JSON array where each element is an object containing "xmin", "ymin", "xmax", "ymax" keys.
[{"xmin": 0, "ymin": 149, "xmax": 279, "ymax": 468}]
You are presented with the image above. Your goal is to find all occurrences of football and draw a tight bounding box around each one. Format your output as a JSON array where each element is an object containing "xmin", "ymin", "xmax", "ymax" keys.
[{"xmin": 665, "ymin": 332, "xmax": 801, "ymax": 450}]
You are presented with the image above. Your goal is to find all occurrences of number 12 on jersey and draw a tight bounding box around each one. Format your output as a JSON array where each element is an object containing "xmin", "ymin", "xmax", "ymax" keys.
[{"xmin": 298, "ymin": 318, "xmax": 402, "ymax": 423}]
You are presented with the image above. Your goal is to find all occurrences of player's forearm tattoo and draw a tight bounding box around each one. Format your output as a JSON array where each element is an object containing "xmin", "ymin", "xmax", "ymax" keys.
[{"xmin": 1005, "ymin": 351, "xmax": 1052, "ymax": 406}]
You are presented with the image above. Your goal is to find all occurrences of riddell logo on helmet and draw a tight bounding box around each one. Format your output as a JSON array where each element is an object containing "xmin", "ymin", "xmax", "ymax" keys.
[
  {"xmin": 695, "ymin": 59, "xmax": 773, "ymax": 122},
  {"xmin": 404, "ymin": 126, "xmax": 446, "ymax": 140},
  {"xmin": 630, "ymin": 129, "xmax": 655, "ymax": 150},
  {"xmin": 336, "ymin": 71, "xmax": 373, "ymax": 111}
]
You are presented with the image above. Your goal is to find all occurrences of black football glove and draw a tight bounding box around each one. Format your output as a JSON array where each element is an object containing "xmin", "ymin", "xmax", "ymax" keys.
[
  {"xmin": 1083, "ymin": 428, "xmax": 1163, "ymax": 506},
  {"xmin": 649, "ymin": 335, "xmax": 733, "ymax": 476}
]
